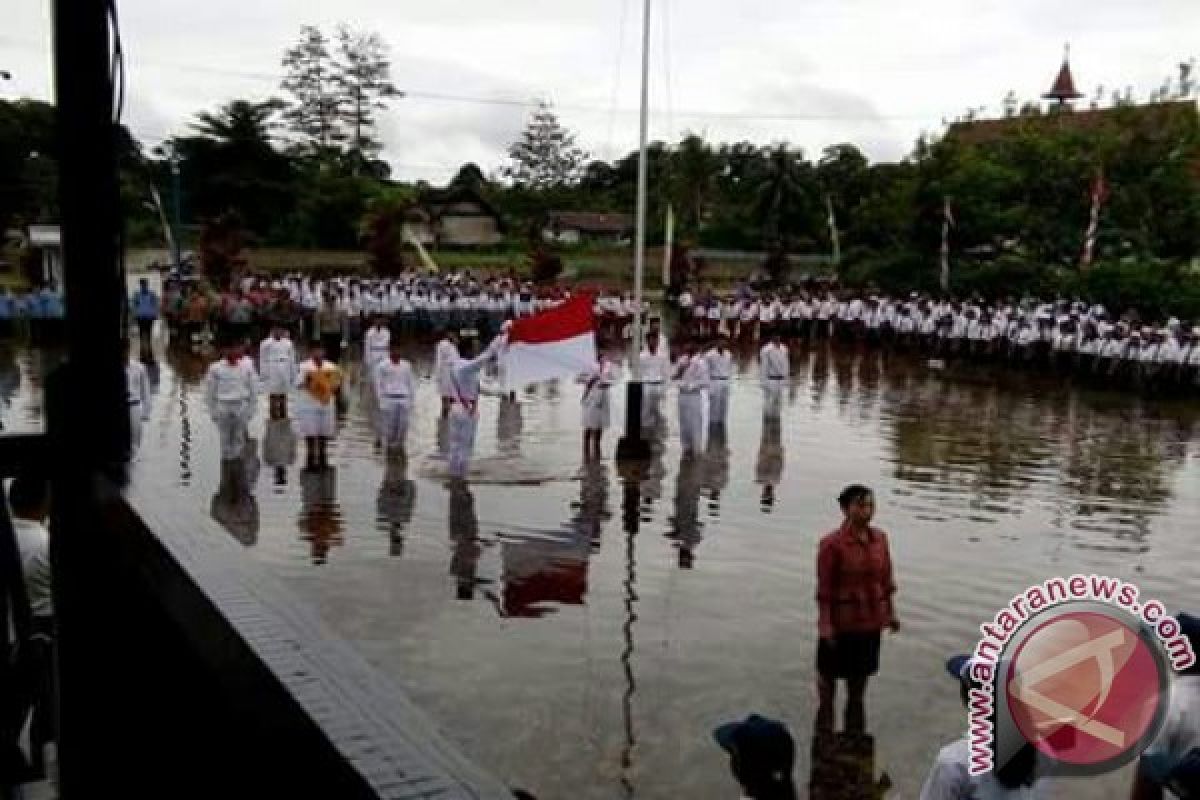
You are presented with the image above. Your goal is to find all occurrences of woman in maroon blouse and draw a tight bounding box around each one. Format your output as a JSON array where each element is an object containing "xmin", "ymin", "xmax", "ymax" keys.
[{"xmin": 815, "ymin": 485, "xmax": 899, "ymax": 732}]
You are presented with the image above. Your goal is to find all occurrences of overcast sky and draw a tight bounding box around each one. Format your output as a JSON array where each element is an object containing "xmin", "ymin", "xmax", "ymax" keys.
[{"xmin": 3, "ymin": 0, "xmax": 1197, "ymax": 182}]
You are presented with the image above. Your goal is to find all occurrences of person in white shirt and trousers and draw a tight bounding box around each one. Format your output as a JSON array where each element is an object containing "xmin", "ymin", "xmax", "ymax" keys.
[
  {"xmin": 258, "ymin": 325, "xmax": 297, "ymax": 420},
  {"xmin": 704, "ymin": 337, "xmax": 734, "ymax": 432},
  {"xmin": 577, "ymin": 354, "xmax": 617, "ymax": 461},
  {"xmin": 434, "ymin": 331, "xmax": 461, "ymax": 419},
  {"xmin": 639, "ymin": 330, "xmax": 671, "ymax": 436},
  {"xmin": 205, "ymin": 339, "xmax": 259, "ymax": 462},
  {"xmin": 446, "ymin": 333, "xmax": 506, "ymax": 479},
  {"xmin": 674, "ymin": 344, "xmax": 710, "ymax": 457},
  {"xmin": 760, "ymin": 335, "xmax": 789, "ymax": 419},
  {"xmin": 125, "ymin": 338, "xmax": 152, "ymax": 453},
  {"xmin": 374, "ymin": 339, "xmax": 416, "ymax": 455}
]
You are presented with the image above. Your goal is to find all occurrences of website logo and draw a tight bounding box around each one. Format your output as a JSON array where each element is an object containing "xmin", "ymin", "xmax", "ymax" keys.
[{"xmin": 965, "ymin": 575, "xmax": 1195, "ymax": 777}]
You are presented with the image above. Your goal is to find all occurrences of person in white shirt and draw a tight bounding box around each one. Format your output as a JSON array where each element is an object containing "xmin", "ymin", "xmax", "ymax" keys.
[
  {"xmin": 639, "ymin": 330, "xmax": 670, "ymax": 434},
  {"xmin": 125, "ymin": 338, "xmax": 152, "ymax": 453},
  {"xmin": 205, "ymin": 341, "xmax": 259, "ymax": 462},
  {"xmin": 1132, "ymin": 612, "xmax": 1200, "ymax": 800},
  {"xmin": 577, "ymin": 354, "xmax": 617, "ymax": 460},
  {"xmin": 760, "ymin": 336, "xmax": 789, "ymax": 419},
  {"xmin": 674, "ymin": 344, "xmax": 710, "ymax": 456},
  {"xmin": 295, "ymin": 342, "xmax": 344, "ymax": 468},
  {"xmin": 373, "ymin": 341, "xmax": 416, "ymax": 455},
  {"xmin": 920, "ymin": 654, "xmax": 1050, "ymax": 800},
  {"xmin": 363, "ymin": 316, "xmax": 392, "ymax": 376},
  {"xmin": 259, "ymin": 325, "xmax": 297, "ymax": 420},
  {"xmin": 446, "ymin": 333, "xmax": 506, "ymax": 479},
  {"xmin": 10, "ymin": 474, "xmax": 53, "ymax": 623},
  {"xmin": 434, "ymin": 331, "xmax": 461, "ymax": 419},
  {"xmin": 704, "ymin": 338, "xmax": 734, "ymax": 431}
]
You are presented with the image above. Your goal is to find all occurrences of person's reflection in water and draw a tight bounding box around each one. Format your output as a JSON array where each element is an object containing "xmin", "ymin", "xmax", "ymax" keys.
[
  {"xmin": 262, "ymin": 417, "xmax": 298, "ymax": 488},
  {"xmin": 572, "ymin": 459, "xmax": 611, "ymax": 552},
  {"xmin": 808, "ymin": 712, "xmax": 892, "ymax": 800},
  {"xmin": 756, "ymin": 414, "xmax": 785, "ymax": 513},
  {"xmin": 701, "ymin": 427, "xmax": 731, "ymax": 518},
  {"xmin": 668, "ymin": 452, "xmax": 705, "ymax": 569},
  {"xmin": 298, "ymin": 465, "xmax": 341, "ymax": 564},
  {"xmin": 210, "ymin": 438, "xmax": 261, "ymax": 547},
  {"xmin": 448, "ymin": 479, "xmax": 482, "ymax": 600},
  {"xmin": 378, "ymin": 453, "xmax": 416, "ymax": 557},
  {"xmin": 497, "ymin": 394, "xmax": 523, "ymax": 459}
]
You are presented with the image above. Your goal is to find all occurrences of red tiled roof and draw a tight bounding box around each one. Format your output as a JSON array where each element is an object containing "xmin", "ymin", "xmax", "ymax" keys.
[{"xmin": 1044, "ymin": 61, "xmax": 1083, "ymax": 101}]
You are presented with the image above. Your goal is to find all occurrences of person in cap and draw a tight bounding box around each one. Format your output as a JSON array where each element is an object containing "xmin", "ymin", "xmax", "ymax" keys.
[
  {"xmin": 1131, "ymin": 612, "xmax": 1200, "ymax": 800},
  {"xmin": 713, "ymin": 714, "xmax": 798, "ymax": 800},
  {"xmin": 816, "ymin": 485, "xmax": 898, "ymax": 732},
  {"xmin": 204, "ymin": 337, "xmax": 259, "ymax": 463},
  {"xmin": 919, "ymin": 655, "xmax": 1046, "ymax": 800}
]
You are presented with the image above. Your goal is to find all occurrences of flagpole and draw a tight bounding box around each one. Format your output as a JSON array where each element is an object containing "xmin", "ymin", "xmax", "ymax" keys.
[
  {"xmin": 661, "ymin": 205, "xmax": 674, "ymax": 289},
  {"xmin": 939, "ymin": 196, "xmax": 952, "ymax": 293},
  {"xmin": 826, "ymin": 195, "xmax": 840, "ymax": 277},
  {"xmin": 617, "ymin": 0, "xmax": 653, "ymax": 462}
]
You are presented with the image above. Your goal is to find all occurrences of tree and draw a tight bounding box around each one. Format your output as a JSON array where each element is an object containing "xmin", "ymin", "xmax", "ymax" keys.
[
  {"xmin": 193, "ymin": 99, "xmax": 284, "ymax": 145},
  {"xmin": 198, "ymin": 210, "xmax": 247, "ymax": 288},
  {"xmin": 333, "ymin": 25, "xmax": 401, "ymax": 159},
  {"xmin": 670, "ymin": 133, "xmax": 718, "ymax": 235},
  {"xmin": 281, "ymin": 26, "xmax": 345, "ymax": 152},
  {"xmin": 504, "ymin": 103, "xmax": 589, "ymax": 189},
  {"xmin": 450, "ymin": 162, "xmax": 488, "ymax": 194},
  {"xmin": 756, "ymin": 144, "xmax": 818, "ymax": 252}
]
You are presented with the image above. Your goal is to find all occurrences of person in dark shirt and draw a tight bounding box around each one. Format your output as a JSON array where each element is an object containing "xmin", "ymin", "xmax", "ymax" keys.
[{"xmin": 815, "ymin": 485, "xmax": 898, "ymax": 733}]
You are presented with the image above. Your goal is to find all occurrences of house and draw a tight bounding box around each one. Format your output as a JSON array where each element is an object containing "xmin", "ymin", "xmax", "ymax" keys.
[
  {"xmin": 399, "ymin": 206, "xmax": 435, "ymax": 247},
  {"xmin": 417, "ymin": 187, "xmax": 504, "ymax": 247},
  {"xmin": 542, "ymin": 211, "xmax": 634, "ymax": 245}
]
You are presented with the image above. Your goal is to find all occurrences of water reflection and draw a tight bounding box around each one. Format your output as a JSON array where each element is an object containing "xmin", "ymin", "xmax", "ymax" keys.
[
  {"xmin": 298, "ymin": 466, "xmax": 341, "ymax": 564},
  {"xmin": 808, "ymin": 721, "xmax": 892, "ymax": 800},
  {"xmin": 618, "ymin": 472, "xmax": 641, "ymax": 799},
  {"xmin": 377, "ymin": 454, "xmax": 416, "ymax": 557},
  {"xmin": 701, "ymin": 429, "xmax": 731, "ymax": 518},
  {"xmin": 448, "ymin": 480, "xmax": 483, "ymax": 601},
  {"xmin": 210, "ymin": 439, "xmax": 260, "ymax": 546},
  {"xmin": 668, "ymin": 453, "xmax": 705, "ymax": 569},
  {"xmin": 263, "ymin": 418, "xmax": 298, "ymax": 488},
  {"xmin": 0, "ymin": 347, "xmax": 19, "ymax": 431},
  {"xmin": 756, "ymin": 415, "xmax": 784, "ymax": 513},
  {"xmin": 497, "ymin": 396, "xmax": 523, "ymax": 458}
]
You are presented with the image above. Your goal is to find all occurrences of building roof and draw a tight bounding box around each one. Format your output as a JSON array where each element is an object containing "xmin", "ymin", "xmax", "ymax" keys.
[
  {"xmin": 545, "ymin": 211, "xmax": 634, "ymax": 234},
  {"xmin": 1044, "ymin": 59, "xmax": 1083, "ymax": 102}
]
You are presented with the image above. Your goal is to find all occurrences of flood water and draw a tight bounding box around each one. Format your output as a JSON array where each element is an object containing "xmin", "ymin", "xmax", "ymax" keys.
[{"xmin": 4, "ymin": 336, "xmax": 1199, "ymax": 799}]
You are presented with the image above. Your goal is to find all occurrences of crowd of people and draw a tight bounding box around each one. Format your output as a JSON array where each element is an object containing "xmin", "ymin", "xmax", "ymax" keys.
[{"xmin": 670, "ymin": 285, "xmax": 1200, "ymax": 393}]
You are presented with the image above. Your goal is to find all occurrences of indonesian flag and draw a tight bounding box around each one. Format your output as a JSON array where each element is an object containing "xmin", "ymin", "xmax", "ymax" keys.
[{"xmin": 502, "ymin": 294, "xmax": 597, "ymax": 391}]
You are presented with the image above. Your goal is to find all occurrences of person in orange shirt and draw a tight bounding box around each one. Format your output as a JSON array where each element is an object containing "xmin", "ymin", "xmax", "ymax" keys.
[
  {"xmin": 815, "ymin": 484, "xmax": 899, "ymax": 733},
  {"xmin": 294, "ymin": 342, "xmax": 343, "ymax": 468}
]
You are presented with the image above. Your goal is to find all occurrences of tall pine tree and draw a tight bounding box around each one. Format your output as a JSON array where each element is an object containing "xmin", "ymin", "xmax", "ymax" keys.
[
  {"xmin": 333, "ymin": 25, "xmax": 402, "ymax": 159},
  {"xmin": 281, "ymin": 26, "xmax": 345, "ymax": 153},
  {"xmin": 504, "ymin": 103, "xmax": 589, "ymax": 189}
]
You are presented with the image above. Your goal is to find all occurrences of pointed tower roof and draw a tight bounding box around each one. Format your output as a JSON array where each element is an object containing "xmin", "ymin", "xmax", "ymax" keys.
[{"xmin": 1043, "ymin": 45, "xmax": 1084, "ymax": 104}]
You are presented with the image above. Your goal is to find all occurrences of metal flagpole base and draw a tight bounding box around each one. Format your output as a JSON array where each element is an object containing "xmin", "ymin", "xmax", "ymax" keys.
[{"xmin": 615, "ymin": 381, "xmax": 651, "ymax": 462}]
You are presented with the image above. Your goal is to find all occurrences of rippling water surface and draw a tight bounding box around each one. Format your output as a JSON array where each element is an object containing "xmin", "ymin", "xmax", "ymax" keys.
[{"xmin": 4, "ymin": 334, "xmax": 1197, "ymax": 799}]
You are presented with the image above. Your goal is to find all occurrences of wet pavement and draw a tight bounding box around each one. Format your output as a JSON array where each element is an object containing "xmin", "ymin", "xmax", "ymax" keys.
[{"xmin": 3, "ymin": 336, "xmax": 1198, "ymax": 799}]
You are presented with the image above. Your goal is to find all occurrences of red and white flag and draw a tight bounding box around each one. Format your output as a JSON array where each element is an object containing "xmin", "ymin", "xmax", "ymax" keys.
[{"xmin": 502, "ymin": 294, "xmax": 597, "ymax": 391}]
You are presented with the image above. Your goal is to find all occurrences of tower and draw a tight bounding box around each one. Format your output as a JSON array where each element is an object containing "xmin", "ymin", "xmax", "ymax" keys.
[{"xmin": 1043, "ymin": 44, "xmax": 1084, "ymax": 108}]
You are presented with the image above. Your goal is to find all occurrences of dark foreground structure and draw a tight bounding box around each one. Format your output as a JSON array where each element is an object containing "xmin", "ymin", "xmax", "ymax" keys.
[{"xmin": 0, "ymin": 2, "xmax": 513, "ymax": 797}]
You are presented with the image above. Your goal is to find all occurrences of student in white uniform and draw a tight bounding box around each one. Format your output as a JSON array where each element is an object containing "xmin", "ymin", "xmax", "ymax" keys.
[
  {"xmin": 363, "ymin": 316, "xmax": 392, "ymax": 376},
  {"xmin": 125, "ymin": 338, "xmax": 152, "ymax": 453},
  {"xmin": 759, "ymin": 335, "xmax": 789, "ymax": 419},
  {"xmin": 205, "ymin": 340, "xmax": 259, "ymax": 462},
  {"xmin": 373, "ymin": 340, "xmax": 416, "ymax": 455},
  {"xmin": 295, "ymin": 342, "xmax": 343, "ymax": 469},
  {"xmin": 258, "ymin": 325, "xmax": 297, "ymax": 420},
  {"xmin": 1132, "ymin": 612, "xmax": 1200, "ymax": 800},
  {"xmin": 704, "ymin": 337, "xmax": 734, "ymax": 431},
  {"xmin": 434, "ymin": 331, "xmax": 461, "ymax": 419},
  {"xmin": 639, "ymin": 330, "xmax": 670, "ymax": 435},
  {"xmin": 920, "ymin": 654, "xmax": 1050, "ymax": 800},
  {"xmin": 673, "ymin": 344, "xmax": 710, "ymax": 456},
  {"xmin": 446, "ymin": 333, "xmax": 506, "ymax": 479},
  {"xmin": 577, "ymin": 354, "xmax": 617, "ymax": 461}
]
